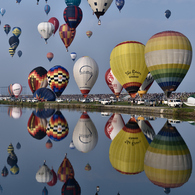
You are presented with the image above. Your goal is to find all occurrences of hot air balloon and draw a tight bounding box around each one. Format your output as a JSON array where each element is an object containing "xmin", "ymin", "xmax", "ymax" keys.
[
  {"xmin": 8, "ymin": 84, "xmax": 14, "ymax": 97},
  {"xmin": 109, "ymin": 117, "xmax": 149, "ymax": 175},
  {"xmin": 0, "ymin": 8, "xmax": 6, "ymax": 16},
  {"xmin": 65, "ymin": 0, "xmax": 81, "ymax": 6},
  {"xmin": 46, "ymin": 111, "xmax": 69, "ymax": 141},
  {"xmin": 17, "ymin": 50, "xmax": 22, "ymax": 57},
  {"xmin": 57, "ymin": 153, "xmax": 74, "ymax": 183},
  {"xmin": 37, "ymin": 22, "xmax": 54, "ymax": 43},
  {"xmin": 27, "ymin": 112, "xmax": 47, "ymax": 140},
  {"xmin": 11, "ymin": 107, "xmax": 22, "ymax": 119},
  {"xmin": 7, "ymin": 151, "xmax": 18, "ymax": 167},
  {"xmin": 145, "ymin": 31, "xmax": 192, "ymax": 98},
  {"xmin": 110, "ymin": 41, "xmax": 148, "ymax": 98},
  {"xmin": 16, "ymin": 0, "xmax": 21, "ymax": 3},
  {"xmin": 47, "ymin": 65, "xmax": 69, "ymax": 97},
  {"xmin": 7, "ymin": 143, "xmax": 14, "ymax": 154},
  {"xmin": 105, "ymin": 68, "xmax": 123, "ymax": 99},
  {"xmin": 12, "ymin": 83, "xmax": 22, "ymax": 98},
  {"xmin": 10, "ymin": 164, "xmax": 19, "ymax": 175},
  {"xmin": 47, "ymin": 168, "xmax": 57, "ymax": 186},
  {"xmin": 63, "ymin": 5, "xmax": 83, "ymax": 31},
  {"xmin": 33, "ymin": 88, "xmax": 56, "ymax": 101},
  {"xmin": 42, "ymin": 187, "xmax": 48, "ymax": 195},
  {"xmin": 36, "ymin": 161, "xmax": 53, "ymax": 183},
  {"xmin": 138, "ymin": 72, "xmax": 154, "ymax": 98},
  {"xmin": 48, "ymin": 17, "xmax": 59, "ymax": 35},
  {"xmin": 28, "ymin": 66, "xmax": 48, "ymax": 94},
  {"xmin": 85, "ymin": 163, "xmax": 91, "ymax": 171},
  {"xmin": 44, "ymin": 4, "xmax": 50, "ymax": 15},
  {"xmin": 87, "ymin": 0, "xmax": 113, "ymax": 25},
  {"xmin": 61, "ymin": 175, "xmax": 81, "ymax": 195},
  {"xmin": 70, "ymin": 52, "xmax": 77, "ymax": 61},
  {"xmin": 33, "ymin": 108, "xmax": 55, "ymax": 118},
  {"xmin": 4, "ymin": 24, "xmax": 11, "ymax": 35},
  {"xmin": 16, "ymin": 142, "xmax": 21, "ymax": 149},
  {"xmin": 12, "ymin": 27, "xmax": 21, "ymax": 38},
  {"xmin": 73, "ymin": 56, "xmax": 99, "ymax": 98},
  {"xmin": 9, "ymin": 36, "xmax": 19, "ymax": 50},
  {"xmin": 47, "ymin": 52, "xmax": 54, "ymax": 62},
  {"xmin": 69, "ymin": 140, "xmax": 75, "ymax": 149},
  {"xmin": 1, "ymin": 166, "xmax": 8, "ymax": 177},
  {"xmin": 72, "ymin": 112, "xmax": 98, "ymax": 153},
  {"xmin": 144, "ymin": 121, "xmax": 192, "ymax": 193},
  {"xmin": 165, "ymin": 9, "xmax": 171, "ymax": 19},
  {"xmin": 105, "ymin": 113, "xmax": 125, "ymax": 140},
  {"xmin": 46, "ymin": 139, "xmax": 53, "ymax": 149},
  {"xmin": 115, "ymin": 0, "xmax": 125, "ymax": 12},
  {"xmin": 59, "ymin": 23, "xmax": 76, "ymax": 52},
  {"xmin": 86, "ymin": 30, "xmax": 92, "ymax": 38}
]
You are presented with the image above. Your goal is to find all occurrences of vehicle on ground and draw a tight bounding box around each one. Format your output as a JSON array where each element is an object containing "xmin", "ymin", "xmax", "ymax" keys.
[
  {"xmin": 56, "ymin": 98, "xmax": 63, "ymax": 102},
  {"xmin": 101, "ymin": 99, "xmax": 112, "ymax": 105},
  {"xmin": 167, "ymin": 99, "xmax": 183, "ymax": 107},
  {"xmin": 83, "ymin": 98, "xmax": 90, "ymax": 103},
  {"xmin": 137, "ymin": 99, "xmax": 145, "ymax": 105},
  {"xmin": 31, "ymin": 99, "xmax": 38, "ymax": 103},
  {"xmin": 144, "ymin": 99, "xmax": 157, "ymax": 106}
]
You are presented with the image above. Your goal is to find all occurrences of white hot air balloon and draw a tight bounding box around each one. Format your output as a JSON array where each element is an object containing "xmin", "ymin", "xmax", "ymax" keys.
[
  {"xmin": 70, "ymin": 52, "xmax": 77, "ymax": 61},
  {"xmin": 12, "ymin": 83, "xmax": 22, "ymax": 98},
  {"xmin": 72, "ymin": 112, "xmax": 98, "ymax": 153},
  {"xmin": 37, "ymin": 22, "xmax": 55, "ymax": 44},
  {"xmin": 73, "ymin": 56, "xmax": 99, "ymax": 98}
]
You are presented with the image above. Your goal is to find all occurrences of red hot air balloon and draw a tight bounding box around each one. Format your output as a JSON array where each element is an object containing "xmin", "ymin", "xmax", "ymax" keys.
[
  {"xmin": 63, "ymin": 5, "xmax": 82, "ymax": 31},
  {"xmin": 59, "ymin": 23, "xmax": 76, "ymax": 52},
  {"xmin": 46, "ymin": 139, "xmax": 53, "ymax": 149},
  {"xmin": 48, "ymin": 17, "xmax": 59, "ymax": 35},
  {"xmin": 47, "ymin": 168, "xmax": 57, "ymax": 186},
  {"xmin": 47, "ymin": 52, "xmax": 54, "ymax": 62}
]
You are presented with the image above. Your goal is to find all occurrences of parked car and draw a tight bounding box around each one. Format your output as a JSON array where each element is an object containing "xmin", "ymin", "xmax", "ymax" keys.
[
  {"xmin": 167, "ymin": 99, "xmax": 183, "ymax": 107},
  {"xmin": 56, "ymin": 98, "xmax": 63, "ymax": 102},
  {"xmin": 145, "ymin": 99, "xmax": 157, "ymax": 106},
  {"xmin": 137, "ymin": 99, "xmax": 145, "ymax": 105},
  {"xmin": 101, "ymin": 99, "xmax": 112, "ymax": 105},
  {"xmin": 31, "ymin": 99, "xmax": 38, "ymax": 103}
]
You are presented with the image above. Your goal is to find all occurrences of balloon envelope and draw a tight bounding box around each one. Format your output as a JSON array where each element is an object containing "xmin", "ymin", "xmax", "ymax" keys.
[
  {"xmin": 115, "ymin": 0, "xmax": 125, "ymax": 12},
  {"xmin": 73, "ymin": 56, "xmax": 99, "ymax": 98},
  {"xmin": 12, "ymin": 83, "xmax": 22, "ymax": 98},
  {"xmin": 12, "ymin": 27, "xmax": 21, "ymax": 38},
  {"xmin": 4, "ymin": 24, "xmax": 11, "ymax": 35},
  {"xmin": 165, "ymin": 9, "xmax": 171, "ymax": 19},
  {"xmin": 86, "ymin": 30, "xmax": 92, "ymax": 38},
  {"xmin": 17, "ymin": 50, "xmax": 22, "ymax": 57},
  {"xmin": 44, "ymin": 4, "xmax": 50, "ymax": 15},
  {"xmin": 70, "ymin": 52, "xmax": 77, "ymax": 61},
  {"xmin": 48, "ymin": 17, "xmax": 59, "ymax": 35},
  {"xmin": 47, "ymin": 52, "xmax": 54, "ymax": 62},
  {"xmin": 33, "ymin": 88, "xmax": 56, "ymax": 101},
  {"xmin": 65, "ymin": 0, "xmax": 81, "ymax": 6}
]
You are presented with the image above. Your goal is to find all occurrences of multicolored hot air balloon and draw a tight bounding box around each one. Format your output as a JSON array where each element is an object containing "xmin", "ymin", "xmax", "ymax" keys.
[
  {"xmin": 109, "ymin": 117, "xmax": 149, "ymax": 175},
  {"xmin": 110, "ymin": 41, "xmax": 148, "ymax": 98},
  {"xmin": 85, "ymin": 163, "xmax": 91, "ymax": 171},
  {"xmin": 165, "ymin": 9, "xmax": 171, "ymax": 19},
  {"xmin": 61, "ymin": 175, "xmax": 81, "ymax": 195},
  {"xmin": 105, "ymin": 68, "xmax": 123, "ymax": 99},
  {"xmin": 47, "ymin": 168, "xmax": 57, "ymax": 186},
  {"xmin": 33, "ymin": 88, "xmax": 56, "ymax": 101},
  {"xmin": 9, "ymin": 47, "xmax": 15, "ymax": 57},
  {"xmin": 33, "ymin": 108, "xmax": 55, "ymax": 118},
  {"xmin": 37, "ymin": 22, "xmax": 54, "ymax": 43},
  {"xmin": 144, "ymin": 121, "xmax": 192, "ymax": 193},
  {"xmin": 86, "ymin": 30, "xmax": 92, "ymax": 38},
  {"xmin": 12, "ymin": 83, "xmax": 22, "ymax": 98},
  {"xmin": 47, "ymin": 52, "xmax": 54, "ymax": 62},
  {"xmin": 8, "ymin": 84, "xmax": 14, "ymax": 97},
  {"xmin": 63, "ymin": 5, "xmax": 83, "ymax": 31},
  {"xmin": 46, "ymin": 111, "xmax": 69, "ymax": 141},
  {"xmin": 4, "ymin": 24, "xmax": 11, "ymax": 35},
  {"xmin": 28, "ymin": 66, "xmax": 48, "ymax": 94},
  {"xmin": 65, "ymin": 0, "xmax": 81, "ymax": 6},
  {"xmin": 12, "ymin": 27, "xmax": 21, "ymax": 38},
  {"xmin": 145, "ymin": 31, "xmax": 192, "ymax": 98},
  {"xmin": 9, "ymin": 36, "xmax": 19, "ymax": 50},
  {"xmin": 59, "ymin": 23, "xmax": 76, "ymax": 52},
  {"xmin": 17, "ymin": 50, "xmax": 22, "ymax": 57},
  {"xmin": 70, "ymin": 52, "xmax": 77, "ymax": 61},
  {"xmin": 1, "ymin": 166, "xmax": 8, "ymax": 177},
  {"xmin": 57, "ymin": 153, "xmax": 74, "ymax": 183},
  {"xmin": 138, "ymin": 72, "xmax": 154, "ymax": 98},
  {"xmin": 48, "ymin": 17, "xmax": 59, "ymax": 35},
  {"xmin": 72, "ymin": 112, "xmax": 98, "ymax": 153},
  {"xmin": 16, "ymin": 0, "xmax": 21, "ymax": 3},
  {"xmin": 44, "ymin": 4, "xmax": 50, "ymax": 15},
  {"xmin": 27, "ymin": 112, "xmax": 47, "ymax": 140},
  {"xmin": 87, "ymin": 0, "xmax": 113, "ymax": 25},
  {"xmin": 7, "ymin": 143, "xmax": 14, "ymax": 154},
  {"xmin": 10, "ymin": 164, "xmax": 19, "ymax": 175},
  {"xmin": 47, "ymin": 65, "xmax": 69, "ymax": 97},
  {"xmin": 36, "ymin": 161, "xmax": 53, "ymax": 183},
  {"xmin": 42, "ymin": 187, "xmax": 48, "ymax": 195},
  {"xmin": 73, "ymin": 56, "xmax": 99, "ymax": 98},
  {"xmin": 115, "ymin": 0, "xmax": 125, "ymax": 12}
]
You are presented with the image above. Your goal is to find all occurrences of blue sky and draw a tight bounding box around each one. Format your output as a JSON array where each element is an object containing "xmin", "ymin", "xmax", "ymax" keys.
[{"xmin": 0, "ymin": 0, "xmax": 195, "ymax": 95}]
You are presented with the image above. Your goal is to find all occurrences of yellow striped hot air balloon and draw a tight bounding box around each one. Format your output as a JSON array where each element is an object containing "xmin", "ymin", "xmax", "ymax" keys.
[
  {"xmin": 144, "ymin": 121, "xmax": 192, "ymax": 194},
  {"xmin": 109, "ymin": 117, "xmax": 149, "ymax": 175},
  {"xmin": 145, "ymin": 31, "xmax": 192, "ymax": 98},
  {"xmin": 110, "ymin": 41, "xmax": 148, "ymax": 98}
]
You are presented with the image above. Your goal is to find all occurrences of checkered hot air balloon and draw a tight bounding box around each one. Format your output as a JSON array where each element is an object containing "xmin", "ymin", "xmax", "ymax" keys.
[{"xmin": 47, "ymin": 65, "xmax": 69, "ymax": 97}]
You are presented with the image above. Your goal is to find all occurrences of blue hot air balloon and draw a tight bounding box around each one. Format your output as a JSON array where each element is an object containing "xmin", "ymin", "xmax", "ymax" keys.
[
  {"xmin": 115, "ymin": 0, "xmax": 125, "ymax": 12},
  {"xmin": 65, "ymin": 0, "xmax": 81, "ymax": 6},
  {"xmin": 165, "ymin": 10, "xmax": 171, "ymax": 19},
  {"xmin": 33, "ymin": 108, "xmax": 55, "ymax": 118},
  {"xmin": 9, "ymin": 36, "xmax": 20, "ymax": 50},
  {"xmin": 44, "ymin": 5, "xmax": 51, "ymax": 15},
  {"xmin": 0, "ymin": 8, "xmax": 6, "ymax": 16},
  {"xmin": 33, "ymin": 88, "xmax": 56, "ymax": 101},
  {"xmin": 17, "ymin": 50, "xmax": 22, "ymax": 57},
  {"xmin": 4, "ymin": 24, "xmax": 11, "ymax": 35},
  {"xmin": 12, "ymin": 27, "xmax": 22, "ymax": 38},
  {"xmin": 42, "ymin": 186, "xmax": 48, "ymax": 195}
]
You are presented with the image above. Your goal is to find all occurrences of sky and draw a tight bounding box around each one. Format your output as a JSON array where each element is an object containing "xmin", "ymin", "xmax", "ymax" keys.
[{"xmin": 1, "ymin": 0, "xmax": 195, "ymax": 96}]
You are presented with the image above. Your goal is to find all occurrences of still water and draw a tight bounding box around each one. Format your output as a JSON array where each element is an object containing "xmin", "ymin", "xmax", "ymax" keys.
[{"xmin": 1, "ymin": 105, "xmax": 195, "ymax": 195}]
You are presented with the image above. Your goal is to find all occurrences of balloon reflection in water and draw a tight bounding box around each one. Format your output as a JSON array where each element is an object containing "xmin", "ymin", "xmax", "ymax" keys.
[
  {"xmin": 11, "ymin": 107, "xmax": 22, "ymax": 119},
  {"xmin": 105, "ymin": 113, "xmax": 125, "ymax": 140},
  {"xmin": 72, "ymin": 112, "xmax": 98, "ymax": 153},
  {"xmin": 33, "ymin": 108, "xmax": 55, "ymax": 118},
  {"xmin": 109, "ymin": 117, "xmax": 149, "ymax": 174},
  {"xmin": 36, "ymin": 161, "xmax": 53, "ymax": 183},
  {"xmin": 27, "ymin": 112, "xmax": 47, "ymax": 140},
  {"xmin": 57, "ymin": 153, "xmax": 74, "ymax": 183},
  {"xmin": 144, "ymin": 121, "xmax": 192, "ymax": 194},
  {"xmin": 46, "ymin": 111, "xmax": 69, "ymax": 141}
]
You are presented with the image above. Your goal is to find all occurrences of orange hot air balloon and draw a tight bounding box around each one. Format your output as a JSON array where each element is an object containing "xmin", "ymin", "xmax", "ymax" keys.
[
  {"xmin": 46, "ymin": 139, "xmax": 53, "ymax": 149},
  {"xmin": 59, "ymin": 23, "xmax": 76, "ymax": 52},
  {"xmin": 47, "ymin": 52, "xmax": 54, "ymax": 62},
  {"xmin": 86, "ymin": 30, "xmax": 92, "ymax": 38}
]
